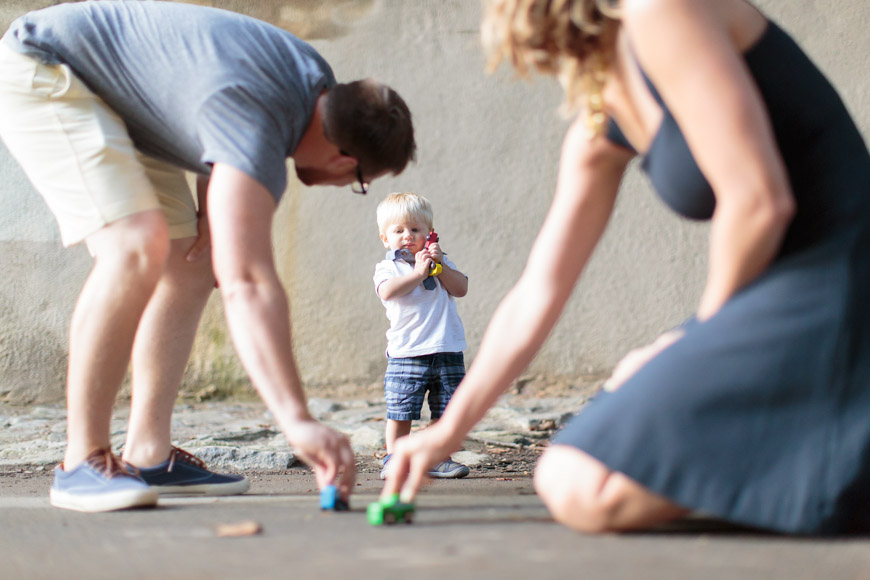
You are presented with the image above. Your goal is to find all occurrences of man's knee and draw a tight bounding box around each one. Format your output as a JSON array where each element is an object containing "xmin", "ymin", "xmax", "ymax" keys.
[
  {"xmin": 89, "ymin": 211, "xmax": 171, "ymax": 278},
  {"xmin": 534, "ymin": 445, "xmax": 619, "ymax": 533}
]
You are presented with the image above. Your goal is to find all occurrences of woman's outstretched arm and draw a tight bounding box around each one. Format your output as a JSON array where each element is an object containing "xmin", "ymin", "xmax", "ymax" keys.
[{"xmin": 383, "ymin": 118, "xmax": 634, "ymax": 499}]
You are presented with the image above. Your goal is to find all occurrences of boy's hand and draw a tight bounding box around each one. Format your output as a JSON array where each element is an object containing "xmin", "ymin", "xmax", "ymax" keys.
[
  {"xmin": 414, "ymin": 249, "xmax": 434, "ymax": 278},
  {"xmin": 284, "ymin": 419, "xmax": 356, "ymax": 499},
  {"xmin": 426, "ymin": 242, "xmax": 443, "ymax": 264}
]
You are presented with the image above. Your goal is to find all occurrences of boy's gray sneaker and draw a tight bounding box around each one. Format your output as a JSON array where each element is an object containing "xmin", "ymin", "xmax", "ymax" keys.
[
  {"xmin": 428, "ymin": 458, "xmax": 470, "ymax": 479},
  {"xmin": 380, "ymin": 454, "xmax": 471, "ymax": 479},
  {"xmin": 50, "ymin": 448, "xmax": 158, "ymax": 513},
  {"xmin": 379, "ymin": 454, "xmax": 392, "ymax": 480}
]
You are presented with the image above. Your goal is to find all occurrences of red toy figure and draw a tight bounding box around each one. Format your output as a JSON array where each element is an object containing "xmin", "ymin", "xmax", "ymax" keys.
[{"xmin": 425, "ymin": 232, "xmax": 443, "ymax": 276}]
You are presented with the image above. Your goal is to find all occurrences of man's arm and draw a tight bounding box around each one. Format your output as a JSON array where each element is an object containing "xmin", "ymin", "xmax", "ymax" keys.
[{"xmin": 206, "ymin": 163, "xmax": 355, "ymax": 494}]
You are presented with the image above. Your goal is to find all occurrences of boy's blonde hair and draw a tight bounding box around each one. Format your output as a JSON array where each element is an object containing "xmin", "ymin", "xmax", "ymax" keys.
[{"xmin": 377, "ymin": 192, "xmax": 434, "ymax": 235}]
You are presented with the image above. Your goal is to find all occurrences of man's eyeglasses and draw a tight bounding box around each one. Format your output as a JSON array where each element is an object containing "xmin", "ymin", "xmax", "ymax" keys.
[
  {"xmin": 352, "ymin": 164, "xmax": 368, "ymax": 195},
  {"xmin": 342, "ymin": 150, "xmax": 368, "ymax": 195}
]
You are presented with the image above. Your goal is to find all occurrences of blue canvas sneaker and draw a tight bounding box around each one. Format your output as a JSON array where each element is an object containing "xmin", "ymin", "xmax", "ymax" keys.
[
  {"xmin": 50, "ymin": 448, "xmax": 158, "ymax": 513},
  {"xmin": 136, "ymin": 446, "xmax": 250, "ymax": 496}
]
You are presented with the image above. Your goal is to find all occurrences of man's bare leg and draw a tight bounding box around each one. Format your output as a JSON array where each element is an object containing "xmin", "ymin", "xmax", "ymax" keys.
[
  {"xmin": 64, "ymin": 210, "xmax": 169, "ymax": 469},
  {"xmin": 534, "ymin": 445, "xmax": 689, "ymax": 533},
  {"xmin": 122, "ymin": 237, "xmax": 216, "ymax": 467}
]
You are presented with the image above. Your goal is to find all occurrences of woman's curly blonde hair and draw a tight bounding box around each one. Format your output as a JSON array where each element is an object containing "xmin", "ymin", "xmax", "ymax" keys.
[{"xmin": 482, "ymin": 0, "xmax": 621, "ymax": 136}]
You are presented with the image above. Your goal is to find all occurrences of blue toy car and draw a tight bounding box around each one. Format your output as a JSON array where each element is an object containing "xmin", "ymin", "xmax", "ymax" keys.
[{"xmin": 320, "ymin": 485, "xmax": 349, "ymax": 511}]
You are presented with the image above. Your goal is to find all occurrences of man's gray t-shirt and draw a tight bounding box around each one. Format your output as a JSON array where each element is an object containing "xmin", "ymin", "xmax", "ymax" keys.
[{"xmin": 2, "ymin": 0, "xmax": 336, "ymax": 201}]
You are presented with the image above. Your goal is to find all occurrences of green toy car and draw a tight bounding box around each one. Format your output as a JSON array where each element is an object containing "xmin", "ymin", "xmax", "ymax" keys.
[{"xmin": 367, "ymin": 493, "xmax": 415, "ymax": 525}]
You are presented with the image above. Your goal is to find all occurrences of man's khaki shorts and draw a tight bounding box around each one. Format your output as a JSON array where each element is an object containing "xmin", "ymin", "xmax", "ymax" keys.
[{"xmin": 0, "ymin": 42, "xmax": 198, "ymax": 247}]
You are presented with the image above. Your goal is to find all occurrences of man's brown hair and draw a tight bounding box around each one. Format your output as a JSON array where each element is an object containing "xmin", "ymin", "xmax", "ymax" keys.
[{"xmin": 321, "ymin": 79, "xmax": 417, "ymax": 178}]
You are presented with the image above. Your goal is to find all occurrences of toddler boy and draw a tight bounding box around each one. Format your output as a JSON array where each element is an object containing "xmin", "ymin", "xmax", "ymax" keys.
[{"xmin": 374, "ymin": 192, "xmax": 470, "ymax": 479}]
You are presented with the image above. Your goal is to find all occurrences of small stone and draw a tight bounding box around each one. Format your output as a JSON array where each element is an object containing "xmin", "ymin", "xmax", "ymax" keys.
[{"xmin": 216, "ymin": 520, "xmax": 262, "ymax": 537}]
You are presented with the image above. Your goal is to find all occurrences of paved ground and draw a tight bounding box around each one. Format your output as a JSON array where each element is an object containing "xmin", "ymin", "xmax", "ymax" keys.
[
  {"xmin": 2, "ymin": 390, "xmax": 870, "ymax": 579},
  {"xmin": 3, "ymin": 469, "xmax": 870, "ymax": 580}
]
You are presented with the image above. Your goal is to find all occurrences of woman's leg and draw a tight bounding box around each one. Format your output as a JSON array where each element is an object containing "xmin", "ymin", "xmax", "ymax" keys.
[{"xmin": 534, "ymin": 444, "xmax": 689, "ymax": 533}]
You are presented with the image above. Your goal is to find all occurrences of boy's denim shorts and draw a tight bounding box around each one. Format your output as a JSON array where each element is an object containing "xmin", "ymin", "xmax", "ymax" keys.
[{"xmin": 384, "ymin": 352, "xmax": 465, "ymax": 421}]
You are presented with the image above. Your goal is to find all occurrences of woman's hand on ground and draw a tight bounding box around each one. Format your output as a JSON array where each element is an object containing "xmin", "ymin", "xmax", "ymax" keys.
[{"xmin": 381, "ymin": 423, "xmax": 457, "ymax": 502}]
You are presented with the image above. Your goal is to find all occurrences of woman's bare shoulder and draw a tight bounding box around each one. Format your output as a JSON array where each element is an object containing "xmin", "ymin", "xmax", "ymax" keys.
[{"xmin": 620, "ymin": 0, "xmax": 766, "ymax": 54}]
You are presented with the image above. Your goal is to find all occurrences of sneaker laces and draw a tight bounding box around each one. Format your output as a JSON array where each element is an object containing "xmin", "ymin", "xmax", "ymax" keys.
[
  {"xmin": 166, "ymin": 446, "xmax": 206, "ymax": 473},
  {"xmin": 83, "ymin": 448, "xmax": 137, "ymax": 478}
]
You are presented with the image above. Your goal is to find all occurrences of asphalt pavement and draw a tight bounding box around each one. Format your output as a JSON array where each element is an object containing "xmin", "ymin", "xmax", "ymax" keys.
[{"xmin": 2, "ymin": 396, "xmax": 869, "ymax": 579}]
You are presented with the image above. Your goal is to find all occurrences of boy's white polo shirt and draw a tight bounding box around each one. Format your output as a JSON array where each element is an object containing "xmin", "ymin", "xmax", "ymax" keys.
[{"xmin": 374, "ymin": 252, "xmax": 467, "ymax": 358}]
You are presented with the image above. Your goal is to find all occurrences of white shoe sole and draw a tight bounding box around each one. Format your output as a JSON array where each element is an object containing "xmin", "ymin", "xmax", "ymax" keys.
[
  {"xmin": 50, "ymin": 487, "xmax": 158, "ymax": 513},
  {"xmin": 150, "ymin": 478, "xmax": 251, "ymax": 496}
]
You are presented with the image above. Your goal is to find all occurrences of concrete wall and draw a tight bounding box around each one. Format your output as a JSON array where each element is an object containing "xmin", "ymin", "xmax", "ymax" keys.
[{"xmin": 1, "ymin": 0, "xmax": 868, "ymax": 403}]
